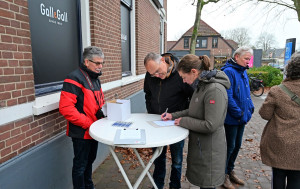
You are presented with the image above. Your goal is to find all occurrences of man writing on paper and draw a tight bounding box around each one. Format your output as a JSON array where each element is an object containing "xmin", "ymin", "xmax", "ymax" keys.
[
  {"xmin": 144, "ymin": 52, "xmax": 194, "ymax": 189},
  {"xmin": 59, "ymin": 46, "xmax": 105, "ymax": 189}
]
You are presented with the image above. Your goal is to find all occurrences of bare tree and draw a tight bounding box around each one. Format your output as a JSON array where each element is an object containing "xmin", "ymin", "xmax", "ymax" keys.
[
  {"xmin": 255, "ymin": 32, "xmax": 277, "ymax": 56},
  {"xmin": 221, "ymin": 27, "xmax": 251, "ymax": 47},
  {"xmin": 257, "ymin": 0, "xmax": 299, "ymax": 22},
  {"xmin": 189, "ymin": 0, "xmax": 298, "ymax": 54},
  {"xmin": 190, "ymin": 0, "xmax": 219, "ymax": 54},
  {"xmin": 217, "ymin": 0, "xmax": 298, "ymax": 22}
]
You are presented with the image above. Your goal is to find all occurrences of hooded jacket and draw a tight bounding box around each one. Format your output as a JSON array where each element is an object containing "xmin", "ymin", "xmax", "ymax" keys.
[
  {"xmin": 59, "ymin": 64, "xmax": 105, "ymax": 139},
  {"xmin": 171, "ymin": 70, "xmax": 230, "ymax": 187},
  {"xmin": 221, "ymin": 58, "xmax": 254, "ymax": 125},
  {"xmin": 144, "ymin": 57, "xmax": 194, "ymax": 114}
]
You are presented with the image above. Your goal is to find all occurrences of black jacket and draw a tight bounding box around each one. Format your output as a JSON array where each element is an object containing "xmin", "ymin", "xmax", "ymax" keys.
[{"xmin": 144, "ymin": 70, "xmax": 194, "ymax": 114}]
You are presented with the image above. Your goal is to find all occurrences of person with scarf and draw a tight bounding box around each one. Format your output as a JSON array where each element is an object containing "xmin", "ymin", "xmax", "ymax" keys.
[{"xmin": 162, "ymin": 54, "xmax": 230, "ymax": 189}]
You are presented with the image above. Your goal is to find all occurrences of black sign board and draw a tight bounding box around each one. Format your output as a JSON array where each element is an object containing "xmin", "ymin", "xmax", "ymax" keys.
[{"xmin": 28, "ymin": 0, "xmax": 82, "ymax": 95}]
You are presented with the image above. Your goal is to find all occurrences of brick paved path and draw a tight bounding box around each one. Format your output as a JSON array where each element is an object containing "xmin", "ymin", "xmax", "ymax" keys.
[{"xmin": 92, "ymin": 95, "xmax": 272, "ymax": 189}]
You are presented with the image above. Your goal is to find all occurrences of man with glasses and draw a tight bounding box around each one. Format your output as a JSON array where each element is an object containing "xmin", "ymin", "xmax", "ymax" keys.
[
  {"xmin": 59, "ymin": 46, "xmax": 105, "ymax": 189},
  {"xmin": 144, "ymin": 52, "xmax": 194, "ymax": 189}
]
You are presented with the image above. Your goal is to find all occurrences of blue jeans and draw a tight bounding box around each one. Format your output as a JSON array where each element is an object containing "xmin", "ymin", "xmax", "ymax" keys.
[
  {"xmin": 153, "ymin": 140, "xmax": 184, "ymax": 189},
  {"xmin": 272, "ymin": 167, "xmax": 300, "ymax": 189},
  {"xmin": 224, "ymin": 124, "xmax": 245, "ymax": 174},
  {"xmin": 72, "ymin": 138, "xmax": 98, "ymax": 189}
]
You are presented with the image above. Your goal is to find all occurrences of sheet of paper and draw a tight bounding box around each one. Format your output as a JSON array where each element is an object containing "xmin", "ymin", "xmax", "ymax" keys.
[
  {"xmin": 120, "ymin": 129, "xmax": 141, "ymax": 139},
  {"xmin": 153, "ymin": 120, "xmax": 175, "ymax": 127}
]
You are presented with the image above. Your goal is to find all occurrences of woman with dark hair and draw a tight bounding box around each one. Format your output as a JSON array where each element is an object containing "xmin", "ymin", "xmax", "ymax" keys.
[
  {"xmin": 259, "ymin": 52, "xmax": 300, "ymax": 189},
  {"xmin": 162, "ymin": 54, "xmax": 230, "ymax": 189}
]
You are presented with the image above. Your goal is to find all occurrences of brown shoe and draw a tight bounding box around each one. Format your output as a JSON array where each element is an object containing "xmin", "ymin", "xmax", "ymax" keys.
[
  {"xmin": 223, "ymin": 174, "xmax": 235, "ymax": 189},
  {"xmin": 229, "ymin": 171, "xmax": 245, "ymax": 185}
]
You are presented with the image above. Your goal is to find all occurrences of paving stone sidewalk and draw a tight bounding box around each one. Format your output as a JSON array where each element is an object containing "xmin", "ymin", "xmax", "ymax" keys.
[{"xmin": 92, "ymin": 95, "xmax": 271, "ymax": 189}]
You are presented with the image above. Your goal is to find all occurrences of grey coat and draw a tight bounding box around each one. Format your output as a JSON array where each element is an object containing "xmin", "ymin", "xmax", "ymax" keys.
[{"xmin": 171, "ymin": 71, "xmax": 230, "ymax": 188}]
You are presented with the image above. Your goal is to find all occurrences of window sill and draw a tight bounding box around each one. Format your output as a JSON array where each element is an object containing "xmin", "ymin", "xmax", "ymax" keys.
[
  {"xmin": 32, "ymin": 74, "xmax": 146, "ymax": 116},
  {"xmin": 32, "ymin": 92, "xmax": 61, "ymax": 115}
]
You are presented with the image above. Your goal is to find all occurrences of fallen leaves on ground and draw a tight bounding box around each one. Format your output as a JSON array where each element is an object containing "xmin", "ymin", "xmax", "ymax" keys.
[
  {"xmin": 114, "ymin": 147, "xmax": 153, "ymax": 169},
  {"xmin": 114, "ymin": 146, "xmax": 173, "ymax": 170}
]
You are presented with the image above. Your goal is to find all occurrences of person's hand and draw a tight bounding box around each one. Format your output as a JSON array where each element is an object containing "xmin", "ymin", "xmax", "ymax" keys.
[
  {"xmin": 161, "ymin": 113, "xmax": 172, "ymax": 121},
  {"xmin": 174, "ymin": 118, "xmax": 182, "ymax": 126}
]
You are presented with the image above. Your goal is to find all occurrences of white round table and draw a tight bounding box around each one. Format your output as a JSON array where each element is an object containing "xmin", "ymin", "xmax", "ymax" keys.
[{"xmin": 89, "ymin": 113, "xmax": 189, "ymax": 189}]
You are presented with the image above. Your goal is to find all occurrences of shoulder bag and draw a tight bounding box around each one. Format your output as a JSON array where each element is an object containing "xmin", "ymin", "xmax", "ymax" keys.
[{"xmin": 278, "ymin": 84, "xmax": 300, "ymax": 106}]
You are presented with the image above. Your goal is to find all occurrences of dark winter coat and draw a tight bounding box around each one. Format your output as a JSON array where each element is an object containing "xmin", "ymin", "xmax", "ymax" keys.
[
  {"xmin": 144, "ymin": 65, "xmax": 194, "ymax": 114},
  {"xmin": 221, "ymin": 58, "xmax": 254, "ymax": 125},
  {"xmin": 171, "ymin": 70, "xmax": 230, "ymax": 187}
]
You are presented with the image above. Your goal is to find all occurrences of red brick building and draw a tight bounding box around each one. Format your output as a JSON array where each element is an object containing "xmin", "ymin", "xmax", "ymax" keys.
[
  {"xmin": 0, "ymin": 0, "xmax": 167, "ymax": 188},
  {"xmin": 168, "ymin": 20, "xmax": 238, "ymax": 69}
]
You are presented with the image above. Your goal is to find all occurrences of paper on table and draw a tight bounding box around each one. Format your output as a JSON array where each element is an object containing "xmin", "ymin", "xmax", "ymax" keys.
[
  {"xmin": 120, "ymin": 129, "xmax": 141, "ymax": 139},
  {"xmin": 153, "ymin": 120, "xmax": 175, "ymax": 127}
]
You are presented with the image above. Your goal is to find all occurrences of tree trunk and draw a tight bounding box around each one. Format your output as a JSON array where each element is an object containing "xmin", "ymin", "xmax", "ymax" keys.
[
  {"xmin": 190, "ymin": 0, "xmax": 203, "ymax": 55},
  {"xmin": 294, "ymin": 0, "xmax": 300, "ymax": 22}
]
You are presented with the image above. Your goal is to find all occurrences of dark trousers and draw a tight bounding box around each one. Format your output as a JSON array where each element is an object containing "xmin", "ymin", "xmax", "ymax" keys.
[
  {"xmin": 272, "ymin": 167, "xmax": 300, "ymax": 189},
  {"xmin": 224, "ymin": 124, "xmax": 245, "ymax": 174},
  {"xmin": 152, "ymin": 140, "xmax": 184, "ymax": 189},
  {"xmin": 72, "ymin": 138, "xmax": 98, "ymax": 189}
]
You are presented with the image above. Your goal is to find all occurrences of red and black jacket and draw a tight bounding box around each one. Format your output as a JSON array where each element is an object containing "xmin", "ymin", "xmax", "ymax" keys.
[{"xmin": 59, "ymin": 64, "xmax": 105, "ymax": 139}]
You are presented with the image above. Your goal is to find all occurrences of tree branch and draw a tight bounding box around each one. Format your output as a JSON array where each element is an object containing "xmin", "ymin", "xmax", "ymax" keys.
[{"xmin": 257, "ymin": 0, "xmax": 296, "ymax": 10}]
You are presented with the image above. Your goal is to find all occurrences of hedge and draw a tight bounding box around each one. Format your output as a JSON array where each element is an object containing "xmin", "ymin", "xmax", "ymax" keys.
[{"xmin": 247, "ymin": 66, "xmax": 283, "ymax": 87}]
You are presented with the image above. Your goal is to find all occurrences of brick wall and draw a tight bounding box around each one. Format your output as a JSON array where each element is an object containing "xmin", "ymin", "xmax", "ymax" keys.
[
  {"xmin": 211, "ymin": 38, "xmax": 234, "ymax": 57},
  {"xmin": 164, "ymin": 0, "xmax": 167, "ymax": 54},
  {"xmin": 90, "ymin": 0, "xmax": 122, "ymax": 84},
  {"xmin": 0, "ymin": 0, "xmax": 35, "ymax": 108},
  {"xmin": 0, "ymin": 0, "xmax": 166, "ymax": 164},
  {"xmin": 0, "ymin": 110, "xmax": 66, "ymax": 164},
  {"xmin": 135, "ymin": 0, "xmax": 161, "ymax": 75}
]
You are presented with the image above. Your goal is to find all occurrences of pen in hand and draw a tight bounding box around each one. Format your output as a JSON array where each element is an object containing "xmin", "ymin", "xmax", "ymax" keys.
[{"xmin": 163, "ymin": 108, "xmax": 168, "ymax": 118}]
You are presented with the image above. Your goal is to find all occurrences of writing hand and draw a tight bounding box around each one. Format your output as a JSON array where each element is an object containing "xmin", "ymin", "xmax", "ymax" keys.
[{"xmin": 161, "ymin": 113, "xmax": 172, "ymax": 121}]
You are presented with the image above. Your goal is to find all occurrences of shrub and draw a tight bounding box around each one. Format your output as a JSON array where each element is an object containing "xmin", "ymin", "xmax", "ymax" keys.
[{"xmin": 248, "ymin": 66, "xmax": 283, "ymax": 87}]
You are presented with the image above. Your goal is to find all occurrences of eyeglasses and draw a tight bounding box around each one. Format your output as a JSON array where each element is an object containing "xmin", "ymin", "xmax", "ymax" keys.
[
  {"xmin": 89, "ymin": 59, "xmax": 105, "ymax": 66},
  {"xmin": 150, "ymin": 71, "xmax": 166, "ymax": 77}
]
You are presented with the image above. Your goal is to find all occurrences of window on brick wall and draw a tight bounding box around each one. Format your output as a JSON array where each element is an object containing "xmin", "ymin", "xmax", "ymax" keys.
[
  {"xmin": 196, "ymin": 37, "xmax": 208, "ymax": 48},
  {"xmin": 184, "ymin": 38, "xmax": 189, "ymax": 49},
  {"xmin": 160, "ymin": 17, "xmax": 164, "ymax": 54},
  {"xmin": 28, "ymin": 0, "xmax": 82, "ymax": 96},
  {"xmin": 212, "ymin": 37, "xmax": 218, "ymax": 48},
  {"xmin": 121, "ymin": 0, "xmax": 132, "ymax": 77}
]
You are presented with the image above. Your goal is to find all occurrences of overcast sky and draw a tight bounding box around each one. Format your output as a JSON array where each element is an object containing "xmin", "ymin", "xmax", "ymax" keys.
[{"xmin": 167, "ymin": 0, "xmax": 300, "ymax": 49}]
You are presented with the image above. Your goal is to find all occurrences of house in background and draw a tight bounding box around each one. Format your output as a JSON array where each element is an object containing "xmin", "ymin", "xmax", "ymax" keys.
[
  {"xmin": 167, "ymin": 20, "xmax": 238, "ymax": 69},
  {"xmin": 262, "ymin": 48, "xmax": 285, "ymax": 66}
]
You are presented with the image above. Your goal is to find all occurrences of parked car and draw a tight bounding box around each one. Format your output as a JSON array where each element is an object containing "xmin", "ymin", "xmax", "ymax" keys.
[{"xmin": 268, "ymin": 62, "xmax": 280, "ymax": 69}]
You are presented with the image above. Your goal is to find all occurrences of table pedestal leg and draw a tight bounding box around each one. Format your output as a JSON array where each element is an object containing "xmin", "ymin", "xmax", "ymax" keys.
[
  {"xmin": 109, "ymin": 146, "xmax": 133, "ymax": 189},
  {"xmin": 133, "ymin": 147, "xmax": 163, "ymax": 189},
  {"xmin": 109, "ymin": 146, "xmax": 163, "ymax": 189}
]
